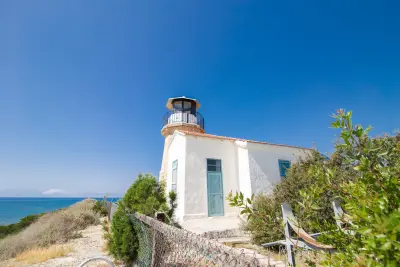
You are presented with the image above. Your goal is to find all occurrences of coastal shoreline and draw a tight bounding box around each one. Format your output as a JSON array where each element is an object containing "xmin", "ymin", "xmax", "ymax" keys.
[
  {"xmin": 0, "ymin": 199, "xmax": 114, "ymax": 266},
  {"xmin": 0, "ymin": 197, "xmax": 119, "ymax": 226},
  {"xmin": 1, "ymin": 224, "xmax": 110, "ymax": 267}
]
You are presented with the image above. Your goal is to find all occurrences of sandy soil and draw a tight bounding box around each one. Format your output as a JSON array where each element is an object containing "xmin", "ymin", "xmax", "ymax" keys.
[{"xmin": 2, "ymin": 224, "xmax": 115, "ymax": 267}]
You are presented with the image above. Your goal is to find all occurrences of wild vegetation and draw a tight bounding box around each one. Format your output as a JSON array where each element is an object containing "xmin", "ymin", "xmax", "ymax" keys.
[
  {"xmin": 106, "ymin": 173, "xmax": 178, "ymax": 265},
  {"xmin": 299, "ymin": 110, "xmax": 400, "ymax": 266},
  {"xmin": 14, "ymin": 244, "xmax": 73, "ymax": 264},
  {"xmin": 0, "ymin": 213, "xmax": 44, "ymax": 239},
  {"xmin": 92, "ymin": 198, "xmax": 109, "ymax": 217},
  {"xmin": 229, "ymin": 110, "xmax": 400, "ymax": 266},
  {"xmin": 0, "ymin": 199, "xmax": 100, "ymax": 261},
  {"xmin": 228, "ymin": 148, "xmax": 355, "ymax": 245}
]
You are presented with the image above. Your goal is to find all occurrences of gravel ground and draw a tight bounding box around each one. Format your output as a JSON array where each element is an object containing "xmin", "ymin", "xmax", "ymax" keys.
[{"xmin": 2, "ymin": 225, "xmax": 116, "ymax": 267}]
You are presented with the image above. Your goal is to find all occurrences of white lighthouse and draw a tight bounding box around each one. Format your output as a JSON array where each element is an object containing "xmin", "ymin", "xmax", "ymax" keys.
[
  {"xmin": 159, "ymin": 96, "xmax": 312, "ymax": 233},
  {"xmin": 159, "ymin": 96, "xmax": 205, "ymax": 182}
]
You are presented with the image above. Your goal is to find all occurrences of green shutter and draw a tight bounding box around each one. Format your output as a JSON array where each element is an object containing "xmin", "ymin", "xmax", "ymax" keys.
[
  {"xmin": 279, "ymin": 160, "xmax": 291, "ymax": 178},
  {"xmin": 172, "ymin": 160, "xmax": 178, "ymax": 191}
]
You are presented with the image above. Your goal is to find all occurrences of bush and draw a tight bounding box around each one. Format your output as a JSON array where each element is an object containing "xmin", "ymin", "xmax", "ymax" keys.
[
  {"xmin": 108, "ymin": 209, "xmax": 138, "ymax": 265},
  {"xmin": 92, "ymin": 198, "xmax": 108, "ymax": 217},
  {"xmin": 229, "ymin": 149, "xmax": 355, "ymax": 245},
  {"xmin": 0, "ymin": 214, "xmax": 43, "ymax": 239},
  {"xmin": 107, "ymin": 173, "xmax": 177, "ymax": 265},
  {"xmin": 230, "ymin": 110, "xmax": 400, "ymax": 265},
  {"xmin": 242, "ymin": 194, "xmax": 283, "ymax": 244},
  {"xmin": 0, "ymin": 199, "xmax": 99, "ymax": 261},
  {"xmin": 299, "ymin": 110, "xmax": 400, "ymax": 266},
  {"xmin": 120, "ymin": 173, "xmax": 168, "ymax": 216}
]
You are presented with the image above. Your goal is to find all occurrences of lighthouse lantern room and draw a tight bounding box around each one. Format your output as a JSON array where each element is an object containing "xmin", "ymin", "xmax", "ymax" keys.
[{"xmin": 161, "ymin": 96, "xmax": 205, "ymax": 136}]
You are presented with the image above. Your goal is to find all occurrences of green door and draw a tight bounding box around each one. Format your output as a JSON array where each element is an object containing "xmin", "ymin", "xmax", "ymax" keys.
[{"xmin": 207, "ymin": 171, "xmax": 224, "ymax": 216}]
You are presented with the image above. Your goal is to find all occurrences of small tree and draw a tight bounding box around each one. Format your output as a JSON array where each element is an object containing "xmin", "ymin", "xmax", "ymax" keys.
[
  {"xmin": 107, "ymin": 173, "xmax": 178, "ymax": 264},
  {"xmin": 92, "ymin": 198, "xmax": 108, "ymax": 216},
  {"xmin": 108, "ymin": 209, "xmax": 138, "ymax": 264},
  {"xmin": 120, "ymin": 173, "xmax": 168, "ymax": 216}
]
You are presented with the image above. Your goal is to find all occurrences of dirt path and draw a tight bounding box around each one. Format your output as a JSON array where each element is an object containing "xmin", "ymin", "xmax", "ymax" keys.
[{"xmin": 3, "ymin": 225, "xmax": 115, "ymax": 267}]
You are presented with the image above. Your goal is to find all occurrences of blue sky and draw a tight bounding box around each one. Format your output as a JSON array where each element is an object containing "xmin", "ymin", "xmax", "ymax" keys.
[{"xmin": 0, "ymin": 1, "xmax": 399, "ymax": 197}]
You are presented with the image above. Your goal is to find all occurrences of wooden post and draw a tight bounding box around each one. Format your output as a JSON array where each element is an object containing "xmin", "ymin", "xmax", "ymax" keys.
[{"xmin": 282, "ymin": 203, "xmax": 296, "ymax": 266}]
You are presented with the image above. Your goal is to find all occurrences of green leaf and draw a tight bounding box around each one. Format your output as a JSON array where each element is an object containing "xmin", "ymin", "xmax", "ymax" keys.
[
  {"xmin": 381, "ymin": 241, "xmax": 392, "ymax": 250},
  {"xmin": 331, "ymin": 121, "xmax": 340, "ymax": 128},
  {"xmin": 311, "ymin": 204, "xmax": 322, "ymax": 210},
  {"xmin": 240, "ymin": 209, "xmax": 250, "ymax": 215},
  {"xmin": 378, "ymin": 151, "xmax": 388, "ymax": 157},
  {"xmin": 246, "ymin": 198, "xmax": 252, "ymax": 205},
  {"xmin": 347, "ymin": 110, "xmax": 352, "ymax": 118},
  {"xmin": 297, "ymin": 201, "xmax": 306, "ymax": 209},
  {"xmin": 364, "ymin": 125, "xmax": 372, "ymax": 134},
  {"xmin": 354, "ymin": 165, "xmax": 361, "ymax": 171},
  {"xmin": 358, "ymin": 227, "xmax": 372, "ymax": 235}
]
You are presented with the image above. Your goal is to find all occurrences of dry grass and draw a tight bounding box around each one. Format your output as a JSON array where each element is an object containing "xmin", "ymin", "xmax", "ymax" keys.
[
  {"xmin": 232, "ymin": 242, "xmax": 325, "ymax": 266},
  {"xmin": 15, "ymin": 244, "xmax": 73, "ymax": 264},
  {"xmin": 0, "ymin": 199, "xmax": 100, "ymax": 261},
  {"xmin": 90, "ymin": 263, "xmax": 113, "ymax": 267},
  {"xmin": 101, "ymin": 242, "xmax": 109, "ymax": 253},
  {"xmin": 231, "ymin": 243, "xmax": 284, "ymax": 261}
]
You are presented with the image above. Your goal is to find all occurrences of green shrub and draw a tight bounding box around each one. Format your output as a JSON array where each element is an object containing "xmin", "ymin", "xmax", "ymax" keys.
[
  {"xmin": 0, "ymin": 214, "xmax": 43, "ymax": 239},
  {"xmin": 107, "ymin": 173, "xmax": 178, "ymax": 264},
  {"xmin": 108, "ymin": 209, "xmax": 138, "ymax": 265},
  {"xmin": 299, "ymin": 110, "xmax": 400, "ymax": 266},
  {"xmin": 92, "ymin": 198, "xmax": 108, "ymax": 216},
  {"xmin": 228, "ymin": 149, "xmax": 355, "ymax": 245},
  {"xmin": 242, "ymin": 194, "xmax": 283, "ymax": 244},
  {"xmin": 230, "ymin": 110, "xmax": 400, "ymax": 265},
  {"xmin": 120, "ymin": 173, "xmax": 168, "ymax": 216}
]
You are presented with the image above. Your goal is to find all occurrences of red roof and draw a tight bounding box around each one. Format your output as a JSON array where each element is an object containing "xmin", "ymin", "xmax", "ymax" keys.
[{"xmin": 177, "ymin": 130, "xmax": 313, "ymax": 150}]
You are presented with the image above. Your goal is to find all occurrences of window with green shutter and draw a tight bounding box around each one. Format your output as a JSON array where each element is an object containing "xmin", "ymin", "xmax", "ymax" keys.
[
  {"xmin": 278, "ymin": 160, "xmax": 291, "ymax": 178},
  {"xmin": 172, "ymin": 160, "xmax": 178, "ymax": 191}
]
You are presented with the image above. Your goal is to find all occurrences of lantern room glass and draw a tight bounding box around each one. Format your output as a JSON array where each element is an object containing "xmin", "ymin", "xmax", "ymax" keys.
[{"xmin": 172, "ymin": 99, "xmax": 196, "ymax": 115}]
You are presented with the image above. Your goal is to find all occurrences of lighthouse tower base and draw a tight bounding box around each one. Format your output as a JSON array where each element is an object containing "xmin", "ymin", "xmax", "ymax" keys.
[{"xmin": 159, "ymin": 123, "xmax": 205, "ymax": 183}]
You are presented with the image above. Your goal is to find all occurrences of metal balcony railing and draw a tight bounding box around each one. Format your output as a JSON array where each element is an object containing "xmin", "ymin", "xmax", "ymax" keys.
[{"xmin": 163, "ymin": 111, "xmax": 205, "ymax": 130}]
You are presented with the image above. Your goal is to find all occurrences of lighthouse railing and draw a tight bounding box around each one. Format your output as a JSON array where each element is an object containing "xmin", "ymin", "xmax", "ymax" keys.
[{"xmin": 163, "ymin": 111, "xmax": 204, "ymax": 130}]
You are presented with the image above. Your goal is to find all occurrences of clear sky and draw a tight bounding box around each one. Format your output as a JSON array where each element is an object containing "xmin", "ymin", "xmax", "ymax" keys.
[{"xmin": 0, "ymin": 1, "xmax": 399, "ymax": 197}]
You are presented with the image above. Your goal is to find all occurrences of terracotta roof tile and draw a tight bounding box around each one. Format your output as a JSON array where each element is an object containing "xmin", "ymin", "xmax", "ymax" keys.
[{"xmin": 177, "ymin": 130, "xmax": 313, "ymax": 150}]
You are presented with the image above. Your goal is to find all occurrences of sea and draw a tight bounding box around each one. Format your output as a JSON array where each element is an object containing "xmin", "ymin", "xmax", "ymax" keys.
[{"xmin": 0, "ymin": 197, "xmax": 119, "ymax": 225}]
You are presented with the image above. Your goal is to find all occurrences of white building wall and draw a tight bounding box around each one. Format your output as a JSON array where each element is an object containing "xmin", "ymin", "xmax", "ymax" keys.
[
  {"xmin": 165, "ymin": 131, "xmax": 312, "ymax": 232},
  {"xmin": 247, "ymin": 142, "xmax": 311, "ymax": 195},
  {"xmin": 235, "ymin": 141, "xmax": 252, "ymax": 200},
  {"xmin": 166, "ymin": 132, "xmax": 186, "ymax": 223},
  {"xmin": 184, "ymin": 135, "xmax": 240, "ymax": 220}
]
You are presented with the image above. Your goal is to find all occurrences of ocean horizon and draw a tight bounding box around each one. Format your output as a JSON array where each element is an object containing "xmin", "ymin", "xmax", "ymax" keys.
[{"xmin": 0, "ymin": 197, "xmax": 120, "ymax": 225}]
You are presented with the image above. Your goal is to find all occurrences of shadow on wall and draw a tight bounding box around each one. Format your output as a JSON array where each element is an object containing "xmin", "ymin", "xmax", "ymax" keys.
[{"xmin": 248, "ymin": 154, "xmax": 278, "ymax": 196}]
